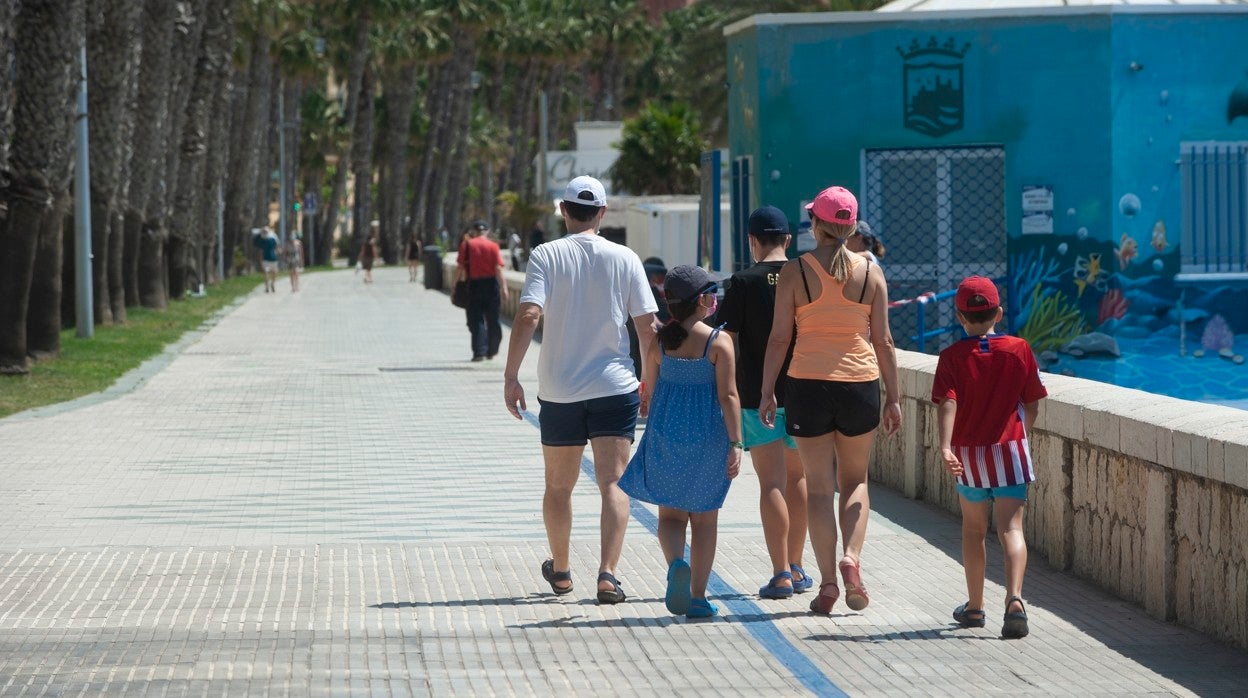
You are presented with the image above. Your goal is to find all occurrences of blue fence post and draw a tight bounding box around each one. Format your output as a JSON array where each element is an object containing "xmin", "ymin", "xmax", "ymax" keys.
[{"xmin": 916, "ymin": 300, "xmax": 927, "ymax": 354}]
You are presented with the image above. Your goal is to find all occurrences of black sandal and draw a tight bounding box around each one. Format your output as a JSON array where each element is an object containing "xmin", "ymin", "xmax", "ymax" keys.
[
  {"xmin": 596, "ymin": 572, "xmax": 627, "ymax": 605},
  {"xmin": 952, "ymin": 602, "xmax": 986, "ymax": 628},
  {"xmin": 540, "ymin": 559, "xmax": 573, "ymax": 596},
  {"xmin": 1002, "ymin": 596, "xmax": 1029, "ymax": 639}
]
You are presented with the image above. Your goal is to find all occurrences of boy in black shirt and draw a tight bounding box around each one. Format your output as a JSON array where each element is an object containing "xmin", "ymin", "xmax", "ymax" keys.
[{"xmin": 718, "ymin": 206, "xmax": 811, "ymax": 599}]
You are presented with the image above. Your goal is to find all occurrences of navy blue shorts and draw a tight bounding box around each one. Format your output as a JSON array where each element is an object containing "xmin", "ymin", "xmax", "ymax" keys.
[
  {"xmin": 538, "ymin": 392, "xmax": 640, "ymax": 446},
  {"xmin": 784, "ymin": 377, "xmax": 880, "ymax": 438}
]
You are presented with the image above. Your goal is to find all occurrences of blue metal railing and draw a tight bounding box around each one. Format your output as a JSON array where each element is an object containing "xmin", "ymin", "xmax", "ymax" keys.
[{"xmin": 896, "ymin": 277, "xmax": 1010, "ymax": 354}]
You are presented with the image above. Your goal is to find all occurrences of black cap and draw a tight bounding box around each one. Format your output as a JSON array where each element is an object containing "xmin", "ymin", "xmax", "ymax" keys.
[
  {"xmin": 748, "ymin": 206, "xmax": 789, "ymax": 237},
  {"xmin": 642, "ymin": 256, "xmax": 667, "ymax": 275},
  {"xmin": 470, "ymin": 219, "xmax": 489, "ymax": 231},
  {"xmin": 664, "ymin": 265, "xmax": 716, "ymax": 304}
]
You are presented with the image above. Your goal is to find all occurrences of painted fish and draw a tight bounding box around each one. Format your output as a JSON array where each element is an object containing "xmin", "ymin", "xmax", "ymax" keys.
[
  {"xmin": 1074, "ymin": 252, "xmax": 1105, "ymax": 297},
  {"xmin": 1115, "ymin": 233, "xmax": 1138, "ymax": 271},
  {"xmin": 1151, "ymin": 219, "xmax": 1168, "ymax": 253}
]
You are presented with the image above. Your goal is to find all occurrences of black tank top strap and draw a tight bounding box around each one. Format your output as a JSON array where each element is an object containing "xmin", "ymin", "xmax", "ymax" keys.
[
  {"xmin": 704, "ymin": 324, "xmax": 724, "ymax": 358},
  {"xmin": 858, "ymin": 260, "xmax": 871, "ymax": 303},
  {"xmin": 798, "ymin": 256, "xmax": 812, "ymax": 303}
]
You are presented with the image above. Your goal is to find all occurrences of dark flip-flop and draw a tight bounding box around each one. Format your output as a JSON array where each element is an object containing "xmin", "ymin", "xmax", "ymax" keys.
[
  {"xmin": 596, "ymin": 572, "xmax": 627, "ymax": 605},
  {"xmin": 540, "ymin": 559, "xmax": 573, "ymax": 596}
]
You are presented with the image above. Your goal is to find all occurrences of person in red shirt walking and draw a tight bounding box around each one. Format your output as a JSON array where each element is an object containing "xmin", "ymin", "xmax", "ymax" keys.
[
  {"xmin": 455, "ymin": 220, "xmax": 510, "ymax": 361},
  {"xmin": 931, "ymin": 276, "xmax": 1048, "ymax": 639}
]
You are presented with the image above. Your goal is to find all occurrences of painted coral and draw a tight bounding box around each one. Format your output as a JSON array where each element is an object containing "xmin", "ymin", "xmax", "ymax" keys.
[
  {"xmin": 1201, "ymin": 314, "xmax": 1234, "ymax": 352},
  {"xmin": 1097, "ymin": 289, "xmax": 1128, "ymax": 325}
]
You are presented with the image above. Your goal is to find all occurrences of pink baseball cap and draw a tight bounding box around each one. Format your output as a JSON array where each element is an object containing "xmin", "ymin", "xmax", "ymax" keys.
[{"xmin": 805, "ymin": 186, "xmax": 858, "ymax": 225}]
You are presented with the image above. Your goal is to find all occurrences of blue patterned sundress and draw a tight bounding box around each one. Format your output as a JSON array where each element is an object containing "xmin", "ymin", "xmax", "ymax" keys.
[{"xmin": 619, "ymin": 327, "xmax": 731, "ymax": 513}]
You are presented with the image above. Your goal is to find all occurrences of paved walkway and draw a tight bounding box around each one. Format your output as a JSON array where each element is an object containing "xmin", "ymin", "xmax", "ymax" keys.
[{"xmin": 0, "ymin": 266, "xmax": 1244, "ymax": 696}]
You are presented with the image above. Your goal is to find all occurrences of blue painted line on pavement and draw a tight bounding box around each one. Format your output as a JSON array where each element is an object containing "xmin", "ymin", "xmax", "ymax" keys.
[{"xmin": 518, "ymin": 409, "xmax": 848, "ymax": 698}]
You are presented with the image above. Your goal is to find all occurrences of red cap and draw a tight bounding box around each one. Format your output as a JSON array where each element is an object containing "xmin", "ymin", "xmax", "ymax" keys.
[
  {"xmin": 956, "ymin": 276, "xmax": 1000, "ymax": 312},
  {"xmin": 805, "ymin": 186, "xmax": 858, "ymax": 225}
]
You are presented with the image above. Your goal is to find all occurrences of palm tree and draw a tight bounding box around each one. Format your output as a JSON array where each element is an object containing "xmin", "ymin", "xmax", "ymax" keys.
[
  {"xmin": 86, "ymin": 0, "xmax": 143, "ymax": 324},
  {"xmin": 0, "ymin": 0, "xmax": 15, "ymax": 173},
  {"xmin": 608, "ymin": 101, "xmax": 706, "ymax": 196},
  {"xmin": 128, "ymin": 0, "xmax": 179, "ymax": 309},
  {"xmin": 0, "ymin": 0, "xmax": 83, "ymax": 373}
]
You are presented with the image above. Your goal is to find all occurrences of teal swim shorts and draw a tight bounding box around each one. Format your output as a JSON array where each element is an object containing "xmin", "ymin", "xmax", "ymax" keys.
[{"xmin": 743, "ymin": 408, "xmax": 797, "ymax": 450}]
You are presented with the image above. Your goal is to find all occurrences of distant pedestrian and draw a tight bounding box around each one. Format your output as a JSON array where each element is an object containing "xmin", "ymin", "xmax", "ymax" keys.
[
  {"xmin": 405, "ymin": 234, "xmax": 423, "ymax": 283},
  {"xmin": 627, "ymin": 256, "xmax": 670, "ymax": 377},
  {"xmin": 528, "ymin": 221, "xmax": 545, "ymax": 251},
  {"xmin": 287, "ymin": 233, "xmax": 304, "ymax": 292},
  {"xmin": 846, "ymin": 220, "xmax": 886, "ymax": 265},
  {"xmin": 508, "ymin": 230, "xmax": 523, "ymax": 271},
  {"xmin": 503, "ymin": 175, "xmax": 658, "ymax": 605},
  {"xmin": 718, "ymin": 206, "xmax": 810, "ymax": 600},
  {"xmin": 359, "ymin": 235, "xmax": 377, "ymax": 284},
  {"xmin": 456, "ymin": 220, "xmax": 509, "ymax": 361},
  {"xmin": 619, "ymin": 265, "xmax": 742, "ymax": 618},
  {"xmin": 759, "ymin": 185, "xmax": 902, "ymax": 616},
  {"xmin": 253, "ymin": 227, "xmax": 279, "ymax": 293},
  {"xmin": 933, "ymin": 276, "xmax": 1047, "ymax": 639}
]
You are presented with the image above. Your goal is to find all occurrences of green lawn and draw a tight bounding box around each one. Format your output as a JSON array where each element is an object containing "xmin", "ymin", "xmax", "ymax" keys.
[{"xmin": 0, "ymin": 274, "xmax": 264, "ymax": 419}]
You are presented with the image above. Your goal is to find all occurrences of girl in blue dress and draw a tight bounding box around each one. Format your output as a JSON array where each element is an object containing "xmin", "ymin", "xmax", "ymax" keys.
[{"xmin": 619, "ymin": 265, "xmax": 743, "ymax": 618}]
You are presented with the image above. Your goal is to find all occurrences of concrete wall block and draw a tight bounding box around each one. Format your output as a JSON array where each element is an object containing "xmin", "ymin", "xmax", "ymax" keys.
[
  {"xmin": 1207, "ymin": 440, "xmax": 1226, "ymax": 485},
  {"xmin": 1082, "ymin": 403, "xmax": 1121, "ymax": 451},
  {"xmin": 1172, "ymin": 430, "xmax": 1195, "ymax": 478},
  {"xmin": 1173, "ymin": 479, "xmax": 1248, "ymax": 648},
  {"xmin": 1119, "ymin": 415, "xmax": 1162, "ymax": 463},
  {"xmin": 1027, "ymin": 432, "xmax": 1072, "ymax": 569},
  {"xmin": 1041, "ymin": 398, "xmax": 1083, "ymax": 441},
  {"xmin": 1071, "ymin": 446, "xmax": 1151, "ymax": 606},
  {"xmin": 1154, "ymin": 425, "xmax": 1174, "ymax": 471},
  {"xmin": 1226, "ymin": 440, "xmax": 1248, "ymax": 491}
]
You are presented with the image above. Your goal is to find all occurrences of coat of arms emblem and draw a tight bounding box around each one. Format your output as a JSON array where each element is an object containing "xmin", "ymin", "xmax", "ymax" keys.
[{"xmin": 898, "ymin": 38, "xmax": 971, "ymax": 137}]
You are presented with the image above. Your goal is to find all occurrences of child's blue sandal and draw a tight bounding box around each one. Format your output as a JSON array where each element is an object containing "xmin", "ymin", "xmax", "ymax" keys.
[
  {"xmin": 790, "ymin": 564, "xmax": 813, "ymax": 593},
  {"xmin": 665, "ymin": 559, "xmax": 692, "ymax": 615},
  {"xmin": 687, "ymin": 598, "xmax": 718, "ymax": 618},
  {"xmin": 759, "ymin": 571, "xmax": 795, "ymax": 599}
]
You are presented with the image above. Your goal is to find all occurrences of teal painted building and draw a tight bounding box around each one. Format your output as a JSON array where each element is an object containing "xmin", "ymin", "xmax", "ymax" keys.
[{"xmin": 725, "ymin": 6, "xmax": 1248, "ymax": 404}]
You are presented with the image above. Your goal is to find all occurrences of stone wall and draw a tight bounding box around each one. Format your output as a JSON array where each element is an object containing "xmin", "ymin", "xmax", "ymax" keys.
[
  {"xmin": 890, "ymin": 351, "xmax": 1248, "ymax": 651},
  {"xmin": 441, "ymin": 257, "xmax": 1248, "ymax": 651}
]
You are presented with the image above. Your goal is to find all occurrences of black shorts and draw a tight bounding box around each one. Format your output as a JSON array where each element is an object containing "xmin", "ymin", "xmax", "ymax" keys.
[
  {"xmin": 784, "ymin": 377, "xmax": 881, "ymax": 438},
  {"xmin": 538, "ymin": 392, "xmax": 640, "ymax": 446}
]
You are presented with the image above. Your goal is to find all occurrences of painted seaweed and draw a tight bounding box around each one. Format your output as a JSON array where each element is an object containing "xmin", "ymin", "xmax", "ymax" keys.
[
  {"xmin": 1018, "ymin": 285, "xmax": 1088, "ymax": 354},
  {"xmin": 1010, "ymin": 248, "xmax": 1064, "ymax": 330}
]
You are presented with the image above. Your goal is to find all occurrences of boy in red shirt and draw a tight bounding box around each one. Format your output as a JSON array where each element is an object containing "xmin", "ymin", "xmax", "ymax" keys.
[{"xmin": 931, "ymin": 276, "xmax": 1047, "ymax": 639}]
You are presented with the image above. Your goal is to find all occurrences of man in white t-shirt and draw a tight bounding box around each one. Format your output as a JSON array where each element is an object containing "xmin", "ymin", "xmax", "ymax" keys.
[{"xmin": 503, "ymin": 175, "xmax": 658, "ymax": 605}]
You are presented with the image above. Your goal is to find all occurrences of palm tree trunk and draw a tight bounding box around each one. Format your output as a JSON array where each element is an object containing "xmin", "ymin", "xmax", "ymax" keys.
[
  {"xmin": 127, "ymin": 0, "xmax": 177, "ymax": 309},
  {"xmin": 108, "ymin": 211, "xmax": 126, "ymax": 320},
  {"xmin": 429, "ymin": 33, "xmax": 476, "ymax": 240},
  {"xmin": 27, "ymin": 192, "xmax": 69, "ymax": 359},
  {"xmin": 380, "ymin": 63, "xmax": 417, "ymax": 265},
  {"xmin": 414, "ymin": 62, "xmax": 450, "ymax": 245},
  {"xmin": 0, "ymin": 0, "xmax": 15, "ymax": 171},
  {"xmin": 0, "ymin": 0, "xmax": 81, "ymax": 374},
  {"xmin": 349, "ymin": 66, "xmax": 376, "ymax": 266},
  {"xmin": 223, "ymin": 31, "xmax": 271, "ymax": 276}
]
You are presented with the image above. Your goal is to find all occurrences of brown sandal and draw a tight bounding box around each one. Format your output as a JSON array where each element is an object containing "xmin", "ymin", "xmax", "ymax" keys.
[
  {"xmin": 809, "ymin": 581, "xmax": 840, "ymax": 615},
  {"xmin": 840, "ymin": 558, "xmax": 870, "ymax": 611}
]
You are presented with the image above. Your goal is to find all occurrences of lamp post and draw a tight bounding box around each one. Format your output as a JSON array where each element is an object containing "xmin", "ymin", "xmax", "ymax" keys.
[{"xmin": 74, "ymin": 45, "xmax": 93, "ymax": 339}]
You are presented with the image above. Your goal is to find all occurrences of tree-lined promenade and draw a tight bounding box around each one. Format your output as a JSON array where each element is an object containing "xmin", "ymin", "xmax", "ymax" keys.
[{"xmin": 0, "ymin": 0, "xmax": 876, "ymax": 377}]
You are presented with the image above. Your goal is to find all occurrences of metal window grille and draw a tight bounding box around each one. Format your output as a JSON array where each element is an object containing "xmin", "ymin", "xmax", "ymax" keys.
[
  {"xmin": 731, "ymin": 155, "xmax": 753, "ymax": 272},
  {"xmin": 1179, "ymin": 141, "xmax": 1248, "ymax": 278},
  {"xmin": 861, "ymin": 146, "xmax": 1007, "ymax": 352}
]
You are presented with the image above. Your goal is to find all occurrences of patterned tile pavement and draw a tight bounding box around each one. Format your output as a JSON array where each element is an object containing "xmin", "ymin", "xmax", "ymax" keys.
[{"xmin": 0, "ymin": 266, "xmax": 1244, "ymax": 696}]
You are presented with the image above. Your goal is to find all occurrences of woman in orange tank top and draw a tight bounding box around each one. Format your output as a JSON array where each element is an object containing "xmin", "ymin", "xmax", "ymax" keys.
[{"xmin": 759, "ymin": 186, "xmax": 902, "ymax": 617}]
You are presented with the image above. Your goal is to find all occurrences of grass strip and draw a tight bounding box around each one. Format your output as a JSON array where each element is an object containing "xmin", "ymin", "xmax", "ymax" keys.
[{"xmin": 0, "ymin": 274, "xmax": 264, "ymax": 419}]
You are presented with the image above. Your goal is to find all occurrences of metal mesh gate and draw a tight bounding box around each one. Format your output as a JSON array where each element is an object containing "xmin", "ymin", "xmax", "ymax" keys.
[{"xmin": 861, "ymin": 146, "xmax": 1007, "ymax": 352}]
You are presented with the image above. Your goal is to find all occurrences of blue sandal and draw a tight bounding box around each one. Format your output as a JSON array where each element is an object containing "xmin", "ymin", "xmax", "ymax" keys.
[
  {"xmin": 687, "ymin": 598, "xmax": 718, "ymax": 618},
  {"xmin": 952, "ymin": 602, "xmax": 986, "ymax": 628},
  {"xmin": 540, "ymin": 559, "xmax": 573, "ymax": 596},
  {"xmin": 759, "ymin": 571, "xmax": 795, "ymax": 599},
  {"xmin": 665, "ymin": 559, "xmax": 692, "ymax": 615},
  {"xmin": 596, "ymin": 572, "xmax": 627, "ymax": 605},
  {"xmin": 790, "ymin": 564, "xmax": 813, "ymax": 593}
]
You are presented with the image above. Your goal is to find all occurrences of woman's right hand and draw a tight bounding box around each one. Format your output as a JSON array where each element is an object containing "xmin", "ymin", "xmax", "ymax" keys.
[{"xmin": 758, "ymin": 393, "xmax": 777, "ymax": 429}]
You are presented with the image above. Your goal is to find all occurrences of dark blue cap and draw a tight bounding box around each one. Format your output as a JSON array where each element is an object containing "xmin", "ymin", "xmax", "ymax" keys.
[{"xmin": 748, "ymin": 206, "xmax": 789, "ymax": 237}]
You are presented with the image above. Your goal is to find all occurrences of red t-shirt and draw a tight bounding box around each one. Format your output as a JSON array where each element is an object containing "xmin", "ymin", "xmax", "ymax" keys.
[
  {"xmin": 931, "ymin": 334, "xmax": 1048, "ymax": 488},
  {"xmin": 460, "ymin": 236, "xmax": 504, "ymax": 280}
]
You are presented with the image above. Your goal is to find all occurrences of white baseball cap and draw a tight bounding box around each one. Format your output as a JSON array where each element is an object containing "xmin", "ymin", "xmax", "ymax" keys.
[{"xmin": 562, "ymin": 175, "xmax": 607, "ymax": 207}]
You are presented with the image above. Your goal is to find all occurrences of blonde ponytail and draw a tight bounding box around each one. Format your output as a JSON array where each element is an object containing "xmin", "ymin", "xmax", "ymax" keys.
[{"xmin": 812, "ymin": 219, "xmax": 859, "ymax": 283}]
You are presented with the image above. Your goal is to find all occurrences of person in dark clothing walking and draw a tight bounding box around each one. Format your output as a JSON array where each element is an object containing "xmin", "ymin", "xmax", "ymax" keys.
[{"xmin": 456, "ymin": 220, "xmax": 509, "ymax": 361}]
